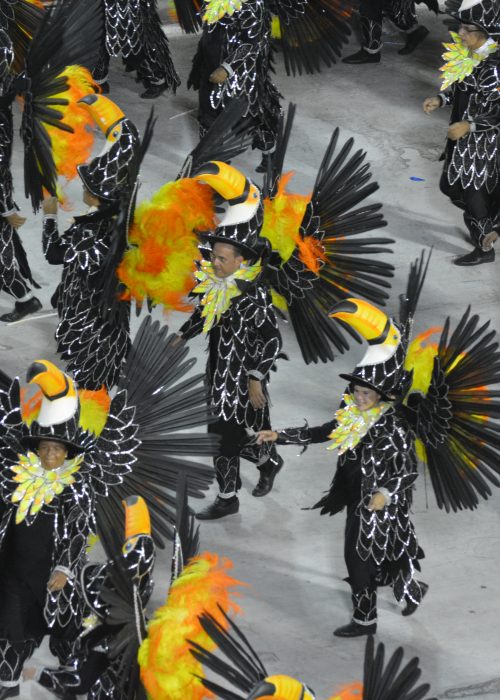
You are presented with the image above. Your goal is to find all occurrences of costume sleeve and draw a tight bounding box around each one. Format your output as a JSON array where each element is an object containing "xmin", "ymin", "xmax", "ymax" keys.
[
  {"xmin": 0, "ymin": 163, "xmax": 15, "ymax": 216},
  {"xmin": 277, "ymin": 418, "xmax": 337, "ymax": 445},
  {"xmin": 438, "ymin": 84, "xmax": 455, "ymax": 107},
  {"xmin": 178, "ymin": 305, "xmax": 204, "ymax": 340},
  {"xmin": 469, "ymin": 65, "xmax": 500, "ymax": 133},
  {"xmin": 215, "ymin": 3, "xmax": 266, "ymax": 101},
  {"xmin": 42, "ymin": 216, "xmax": 69, "ymax": 265},
  {"xmin": 52, "ymin": 490, "xmax": 92, "ymax": 579},
  {"xmin": 247, "ymin": 302, "xmax": 282, "ymax": 381},
  {"xmin": 371, "ymin": 425, "xmax": 418, "ymax": 505}
]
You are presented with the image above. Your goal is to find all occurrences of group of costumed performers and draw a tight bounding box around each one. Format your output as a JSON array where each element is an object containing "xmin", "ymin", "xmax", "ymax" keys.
[
  {"xmin": 29, "ymin": 473, "xmax": 244, "ymax": 698},
  {"xmin": 190, "ymin": 609, "xmax": 436, "ymax": 700},
  {"xmin": 0, "ymin": 314, "xmax": 220, "ymax": 698},
  {"xmin": 256, "ymin": 250, "xmax": 500, "ymax": 637},
  {"xmin": 94, "ymin": 0, "xmax": 180, "ymax": 99},
  {"xmin": 342, "ymin": 0, "xmax": 438, "ymax": 64},
  {"xmin": 424, "ymin": 0, "xmax": 500, "ymax": 266},
  {"xmin": 173, "ymin": 105, "xmax": 395, "ymax": 521},
  {"xmin": 0, "ymin": 0, "xmax": 107, "ymax": 324},
  {"xmin": 185, "ymin": 0, "xmax": 355, "ymax": 171}
]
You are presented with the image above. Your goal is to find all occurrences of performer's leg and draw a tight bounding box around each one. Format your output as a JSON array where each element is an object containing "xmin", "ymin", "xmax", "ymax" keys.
[
  {"xmin": 343, "ymin": 0, "xmax": 383, "ymax": 64},
  {"xmin": 136, "ymin": 2, "xmax": 180, "ymax": 99},
  {"xmin": 0, "ymin": 638, "xmax": 39, "ymax": 696},
  {"xmin": 0, "ymin": 234, "xmax": 42, "ymax": 324},
  {"xmin": 196, "ymin": 418, "xmax": 246, "ymax": 520},
  {"xmin": 386, "ymin": 0, "xmax": 429, "ymax": 55},
  {"xmin": 333, "ymin": 511, "xmax": 378, "ymax": 637},
  {"xmin": 240, "ymin": 409, "xmax": 284, "ymax": 497}
]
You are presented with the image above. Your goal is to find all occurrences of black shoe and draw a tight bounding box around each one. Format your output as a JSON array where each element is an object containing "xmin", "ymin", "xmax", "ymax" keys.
[
  {"xmin": 342, "ymin": 49, "xmax": 381, "ymax": 64},
  {"xmin": 0, "ymin": 297, "xmax": 42, "ymax": 323},
  {"xmin": 402, "ymin": 582, "xmax": 429, "ymax": 617},
  {"xmin": 140, "ymin": 83, "xmax": 167, "ymax": 99},
  {"xmin": 333, "ymin": 621, "xmax": 377, "ymax": 637},
  {"xmin": 0, "ymin": 686, "xmax": 19, "ymax": 699},
  {"xmin": 453, "ymin": 248, "xmax": 495, "ymax": 266},
  {"xmin": 255, "ymin": 153, "xmax": 272, "ymax": 174},
  {"xmin": 252, "ymin": 455, "xmax": 284, "ymax": 497},
  {"xmin": 398, "ymin": 26, "xmax": 429, "ymax": 55},
  {"xmin": 196, "ymin": 495, "xmax": 239, "ymax": 520}
]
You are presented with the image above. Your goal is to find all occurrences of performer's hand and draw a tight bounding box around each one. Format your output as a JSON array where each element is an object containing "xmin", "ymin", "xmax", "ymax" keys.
[
  {"xmin": 5, "ymin": 212, "xmax": 26, "ymax": 229},
  {"xmin": 447, "ymin": 121, "xmax": 470, "ymax": 141},
  {"xmin": 367, "ymin": 492, "xmax": 386, "ymax": 512},
  {"xmin": 42, "ymin": 196, "xmax": 58, "ymax": 215},
  {"xmin": 423, "ymin": 96, "xmax": 441, "ymax": 114},
  {"xmin": 47, "ymin": 570, "xmax": 69, "ymax": 592},
  {"xmin": 22, "ymin": 666, "xmax": 37, "ymax": 681},
  {"xmin": 248, "ymin": 379, "xmax": 267, "ymax": 410},
  {"xmin": 209, "ymin": 67, "xmax": 229, "ymax": 84},
  {"xmin": 256, "ymin": 430, "xmax": 278, "ymax": 444}
]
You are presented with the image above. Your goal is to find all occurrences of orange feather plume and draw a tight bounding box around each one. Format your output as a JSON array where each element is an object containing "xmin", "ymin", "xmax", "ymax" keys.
[
  {"xmin": 78, "ymin": 387, "xmax": 111, "ymax": 436},
  {"xmin": 46, "ymin": 66, "xmax": 99, "ymax": 185},
  {"xmin": 138, "ymin": 552, "xmax": 243, "ymax": 700},
  {"xmin": 118, "ymin": 178, "xmax": 216, "ymax": 311}
]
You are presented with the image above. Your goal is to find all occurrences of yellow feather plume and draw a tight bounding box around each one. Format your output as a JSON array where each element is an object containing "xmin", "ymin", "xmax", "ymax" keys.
[
  {"xmin": 261, "ymin": 173, "xmax": 310, "ymax": 265},
  {"xmin": 78, "ymin": 387, "xmax": 111, "ymax": 437},
  {"xmin": 118, "ymin": 179, "xmax": 216, "ymax": 310},
  {"xmin": 138, "ymin": 553, "xmax": 243, "ymax": 700},
  {"xmin": 404, "ymin": 327, "xmax": 442, "ymax": 396},
  {"xmin": 46, "ymin": 66, "xmax": 99, "ymax": 187}
]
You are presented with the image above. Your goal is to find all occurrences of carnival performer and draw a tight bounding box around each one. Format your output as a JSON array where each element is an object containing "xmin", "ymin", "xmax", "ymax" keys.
[
  {"xmin": 179, "ymin": 164, "xmax": 285, "ymax": 520},
  {"xmin": 190, "ymin": 611, "xmax": 435, "ymax": 700},
  {"xmin": 258, "ymin": 252, "xmax": 500, "ymax": 636},
  {"xmin": 0, "ymin": 314, "xmax": 217, "ymax": 696},
  {"xmin": 94, "ymin": 0, "xmax": 180, "ymax": 98},
  {"xmin": 342, "ymin": 0, "xmax": 434, "ymax": 64},
  {"xmin": 41, "ymin": 94, "xmax": 139, "ymax": 390},
  {"xmin": 0, "ymin": 10, "xmax": 41, "ymax": 323},
  {"xmin": 423, "ymin": 0, "xmax": 500, "ymax": 266},
  {"xmin": 187, "ymin": 0, "xmax": 354, "ymax": 171}
]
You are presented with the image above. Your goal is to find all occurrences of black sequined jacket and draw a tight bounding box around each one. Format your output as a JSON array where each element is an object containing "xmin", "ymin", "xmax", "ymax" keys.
[
  {"xmin": 42, "ymin": 208, "xmax": 130, "ymax": 391},
  {"xmin": 0, "ymin": 471, "xmax": 94, "ymax": 640},
  {"xmin": 439, "ymin": 49, "xmax": 500, "ymax": 192},
  {"xmin": 180, "ymin": 283, "xmax": 282, "ymax": 430},
  {"xmin": 278, "ymin": 407, "xmax": 421, "ymax": 600}
]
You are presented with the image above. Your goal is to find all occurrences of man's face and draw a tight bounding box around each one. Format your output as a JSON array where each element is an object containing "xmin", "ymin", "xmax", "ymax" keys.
[
  {"xmin": 352, "ymin": 385, "xmax": 381, "ymax": 412},
  {"xmin": 38, "ymin": 440, "xmax": 68, "ymax": 471},
  {"xmin": 458, "ymin": 23, "xmax": 488, "ymax": 50},
  {"xmin": 210, "ymin": 242, "xmax": 244, "ymax": 278}
]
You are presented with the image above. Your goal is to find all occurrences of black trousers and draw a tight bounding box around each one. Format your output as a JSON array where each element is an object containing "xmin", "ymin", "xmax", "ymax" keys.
[
  {"xmin": 358, "ymin": 0, "xmax": 418, "ymax": 52},
  {"xmin": 440, "ymin": 172, "xmax": 500, "ymax": 249}
]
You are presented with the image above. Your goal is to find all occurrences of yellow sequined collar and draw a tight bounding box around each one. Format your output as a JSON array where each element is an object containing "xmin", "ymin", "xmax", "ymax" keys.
[
  {"xmin": 440, "ymin": 34, "xmax": 498, "ymax": 91},
  {"xmin": 203, "ymin": 0, "xmax": 245, "ymax": 24},
  {"xmin": 327, "ymin": 393, "xmax": 390, "ymax": 455},
  {"xmin": 193, "ymin": 260, "xmax": 262, "ymax": 333},
  {"xmin": 10, "ymin": 452, "xmax": 83, "ymax": 524}
]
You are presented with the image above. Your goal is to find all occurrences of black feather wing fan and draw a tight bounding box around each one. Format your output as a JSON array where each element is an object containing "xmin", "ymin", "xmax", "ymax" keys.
[
  {"xmin": 170, "ymin": 0, "xmax": 202, "ymax": 33},
  {"xmin": 20, "ymin": 0, "xmax": 103, "ymax": 210},
  {"xmin": 97, "ymin": 546, "xmax": 148, "ymax": 700},
  {"xmin": 179, "ymin": 98, "xmax": 253, "ymax": 179},
  {"xmin": 190, "ymin": 607, "xmax": 268, "ymax": 700},
  {"xmin": 90, "ymin": 314, "xmax": 217, "ymax": 550},
  {"xmin": 407, "ymin": 306, "xmax": 500, "ymax": 513},
  {"xmin": 272, "ymin": 0, "xmax": 354, "ymax": 77},
  {"xmin": 264, "ymin": 122, "xmax": 394, "ymax": 364},
  {"xmin": 363, "ymin": 636, "xmax": 436, "ymax": 700},
  {"xmin": 171, "ymin": 472, "xmax": 200, "ymax": 580},
  {"xmin": 3, "ymin": 0, "xmax": 45, "ymax": 74}
]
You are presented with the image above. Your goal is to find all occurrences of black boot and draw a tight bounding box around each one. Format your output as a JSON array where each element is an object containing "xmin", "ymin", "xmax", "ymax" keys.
[
  {"xmin": 453, "ymin": 248, "xmax": 495, "ymax": 266},
  {"xmin": 0, "ymin": 687, "xmax": 19, "ymax": 699},
  {"xmin": 398, "ymin": 26, "xmax": 429, "ymax": 55},
  {"xmin": 0, "ymin": 297, "xmax": 42, "ymax": 323},
  {"xmin": 342, "ymin": 49, "xmax": 381, "ymax": 65},
  {"xmin": 252, "ymin": 454, "xmax": 284, "ymax": 497},
  {"xmin": 333, "ymin": 621, "xmax": 377, "ymax": 637},
  {"xmin": 255, "ymin": 153, "xmax": 273, "ymax": 174},
  {"xmin": 196, "ymin": 495, "xmax": 239, "ymax": 520},
  {"xmin": 140, "ymin": 82, "xmax": 167, "ymax": 99},
  {"xmin": 402, "ymin": 582, "xmax": 429, "ymax": 617}
]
